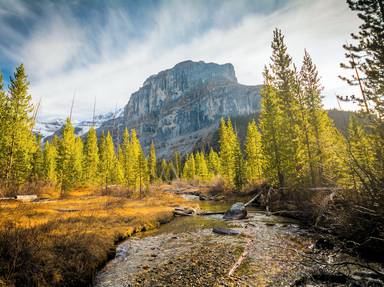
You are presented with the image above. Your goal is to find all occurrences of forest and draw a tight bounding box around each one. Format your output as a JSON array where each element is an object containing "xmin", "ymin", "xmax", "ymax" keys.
[{"xmin": 0, "ymin": 0, "xmax": 383, "ymax": 286}]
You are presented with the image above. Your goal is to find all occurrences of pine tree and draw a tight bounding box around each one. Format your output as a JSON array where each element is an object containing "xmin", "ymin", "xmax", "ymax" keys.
[
  {"xmin": 43, "ymin": 141, "xmax": 58, "ymax": 184},
  {"xmin": 138, "ymin": 149, "xmax": 149, "ymax": 197},
  {"xmin": 347, "ymin": 116, "xmax": 376, "ymax": 190},
  {"xmin": 219, "ymin": 118, "xmax": 238, "ymax": 188},
  {"xmin": 0, "ymin": 73, "xmax": 7, "ymax": 183},
  {"xmin": 30, "ymin": 134, "xmax": 45, "ymax": 182},
  {"xmin": 2, "ymin": 64, "xmax": 35, "ymax": 193},
  {"xmin": 182, "ymin": 153, "xmax": 195, "ymax": 180},
  {"xmin": 160, "ymin": 159, "xmax": 170, "ymax": 182},
  {"xmin": 173, "ymin": 151, "xmax": 182, "ymax": 179},
  {"xmin": 148, "ymin": 141, "xmax": 157, "ymax": 183},
  {"xmin": 300, "ymin": 51, "xmax": 347, "ymax": 186},
  {"xmin": 269, "ymin": 29, "xmax": 304, "ymax": 188},
  {"xmin": 244, "ymin": 120, "xmax": 263, "ymax": 183},
  {"xmin": 259, "ymin": 67, "xmax": 285, "ymax": 187},
  {"xmin": 207, "ymin": 148, "xmax": 221, "ymax": 175},
  {"xmin": 116, "ymin": 145, "xmax": 125, "ymax": 184},
  {"xmin": 195, "ymin": 152, "xmax": 210, "ymax": 181},
  {"xmin": 101, "ymin": 132, "xmax": 117, "ymax": 190},
  {"xmin": 340, "ymin": 0, "xmax": 384, "ymax": 195},
  {"xmin": 127, "ymin": 129, "xmax": 141, "ymax": 190},
  {"xmin": 57, "ymin": 118, "xmax": 77, "ymax": 193},
  {"xmin": 121, "ymin": 128, "xmax": 130, "ymax": 183},
  {"xmin": 84, "ymin": 127, "xmax": 99, "ymax": 186},
  {"xmin": 74, "ymin": 137, "xmax": 84, "ymax": 184}
]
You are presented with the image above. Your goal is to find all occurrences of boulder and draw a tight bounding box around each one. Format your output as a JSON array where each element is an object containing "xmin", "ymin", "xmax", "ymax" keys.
[
  {"xmin": 223, "ymin": 202, "xmax": 247, "ymax": 220},
  {"xmin": 173, "ymin": 206, "xmax": 197, "ymax": 216}
]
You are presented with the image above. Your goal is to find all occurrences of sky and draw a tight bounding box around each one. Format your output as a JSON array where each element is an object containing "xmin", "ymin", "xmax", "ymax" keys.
[{"xmin": 0, "ymin": 0, "xmax": 361, "ymax": 121}]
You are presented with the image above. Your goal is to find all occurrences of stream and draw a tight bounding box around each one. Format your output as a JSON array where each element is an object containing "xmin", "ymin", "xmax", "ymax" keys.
[{"xmin": 95, "ymin": 195, "xmax": 383, "ymax": 287}]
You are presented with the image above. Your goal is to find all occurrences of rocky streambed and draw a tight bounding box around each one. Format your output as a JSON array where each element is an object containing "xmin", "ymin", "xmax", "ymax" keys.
[{"xmin": 95, "ymin": 197, "xmax": 383, "ymax": 287}]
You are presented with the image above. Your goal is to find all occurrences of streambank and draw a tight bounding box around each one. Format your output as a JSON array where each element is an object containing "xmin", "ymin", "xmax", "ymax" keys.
[{"xmin": 95, "ymin": 195, "xmax": 383, "ymax": 286}]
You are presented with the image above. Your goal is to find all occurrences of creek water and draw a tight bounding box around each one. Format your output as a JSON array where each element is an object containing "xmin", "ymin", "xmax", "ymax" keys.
[{"xmin": 95, "ymin": 195, "xmax": 381, "ymax": 287}]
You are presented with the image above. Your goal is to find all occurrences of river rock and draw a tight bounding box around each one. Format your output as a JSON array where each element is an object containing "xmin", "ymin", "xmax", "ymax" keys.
[{"xmin": 223, "ymin": 202, "xmax": 247, "ymax": 220}]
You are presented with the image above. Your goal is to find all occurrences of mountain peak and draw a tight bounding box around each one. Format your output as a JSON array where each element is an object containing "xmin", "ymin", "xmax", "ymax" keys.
[{"xmin": 143, "ymin": 60, "xmax": 237, "ymax": 88}]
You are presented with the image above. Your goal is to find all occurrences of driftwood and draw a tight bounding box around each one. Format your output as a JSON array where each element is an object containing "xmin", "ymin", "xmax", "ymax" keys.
[
  {"xmin": 212, "ymin": 227, "xmax": 241, "ymax": 235},
  {"xmin": 198, "ymin": 211, "xmax": 225, "ymax": 216},
  {"xmin": 244, "ymin": 190, "xmax": 263, "ymax": 207},
  {"xmin": 228, "ymin": 239, "xmax": 253, "ymax": 276}
]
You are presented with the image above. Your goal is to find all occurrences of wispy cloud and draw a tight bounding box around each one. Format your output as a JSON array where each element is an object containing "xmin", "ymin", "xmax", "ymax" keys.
[{"xmin": 0, "ymin": 0, "xmax": 360, "ymax": 120}]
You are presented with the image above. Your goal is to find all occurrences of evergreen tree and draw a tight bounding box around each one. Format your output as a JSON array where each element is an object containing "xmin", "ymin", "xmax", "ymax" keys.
[
  {"xmin": 116, "ymin": 145, "xmax": 125, "ymax": 184},
  {"xmin": 160, "ymin": 159, "xmax": 170, "ymax": 182},
  {"xmin": 207, "ymin": 148, "xmax": 221, "ymax": 175},
  {"xmin": 74, "ymin": 137, "xmax": 84, "ymax": 184},
  {"xmin": 347, "ymin": 116, "xmax": 376, "ymax": 191},
  {"xmin": 244, "ymin": 120, "xmax": 263, "ymax": 183},
  {"xmin": 121, "ymin": 128, "xmax": 130, "ymax": 182},
  {"xmin": 148, "ymin": 141, "xmax": 157, "ymax": 183},
  {"xmin": 340, "ymin": 0, "xmax": 384, "ymax": 195},
  {"xmin": 138, "ymin": 148, "xmax": 149, "ymax": 197},
  {"xmin": 99, "ymin": 132, "xmax": 117, "ymax": 191},
  {"xmin": 195, "ymin": 152, "xmax": 210, "ymax": 181},
  {"xmin": 1, "ymin": 64, "xmax": 35, "ymax": 193},
  {"xmin": 0, "ymin": 73, "xmax": 7, "ymax": 183},
  {"xmin": 219, "ymin": 118, "xmax": 237, "ymax": 188},
  {"xmin": 300, "ymin": 51, "xmax": 347, "ymax": 186},
  {"xmin": 182, "ymin": 153, "xmax": 195, "ymax": 180},
  {"xmin": 43, "ymin": 141, "xmax": 57, "ymax": 184},
  {"xmin": 173, "ymin": 151, "xmax": 182, "ymax": 179},
  {"xmin": 84, "ymin": 127, "xmax": 99, "ymax": 186},
  {"xmin": 30, "ymin": 134, "xmax": 45, "ymax": 182},
  {"xmin": 259, "ymin": 67, "xmax": 285, "ymax": 187},
  {"xmin": 268, "ymin": 29, "xmax": 304, "ymax": 187},
  {"xmin": 57, "ymin": 118, "xmax": 77, "ymax": 193}
]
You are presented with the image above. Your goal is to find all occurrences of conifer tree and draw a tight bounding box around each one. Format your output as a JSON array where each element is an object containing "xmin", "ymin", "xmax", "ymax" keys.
[
  {"xmin": 173, "ymin": 151, "xmax": 182, "ymax": 179},
  {"xmin": 182, "ymin": 153, "xmax": 195, "ymax": 180},
  {"xmin": 300, "ymin": 51, "xmax": 347, "ymax": 186},
  {"xmin": 195, "ymin": 152, "xmax": 210, "ymax": 181},
  {"xmin": 43, "ymin": 141, "xmax": 57, "ymax": 184},
  {"xmin": 116, "ymin": 145, "xmax": 125, "ymax": 184},
  {"xmin": 148, "ymin": 141, "xmax": 157, "ymax": 183},
  {"xmin": 2, "ymin": 64, "xmax": 35, "ymax": 193},
  {"xmin": 121, "ymin": 128, "xmax": 130, "ymax": 182},
  {"xmin": 160, "ymin": 159, "xmax": 170, "ymax": 182},
  {"xmin": 138, "ymin": 149, "xmax": 149, "ymax": 197},
  {"xmin": 347, "ymin": 116, "xmax": 376, "ymax": 190},
  {"xmin": 127, "ymin": 129, "xmax": 141, "ymax": 190},
  {"xmin": 84, "ymin": 127, "xmax": 99, "ymax": 185},
  {"xmin": 57, "ymin": 118, "xmax": 77, "ymax": 193},
  {"xmin": 99, "ymin": 132, "xmax": 117, "ymax": 191},
  {"xmin": 74, "ymin": 137, "xmax": 84, "ymax": 184},
  {"xmin": 219, "ymin": 118, "xmax": 237, "ymax": 188},
  {"xmin": 259, "ymin": 67, "xmax": 285, "ymax": 187},
  {"xmin": 340, "ymin": 0, "xmax": 384, "ymax": 195},
  {"xmin": 244, "ymin": 120, "xmax": 263, "ymax": 183},
  {"xmin": 207, "ymin": 148, "xmax": 221, "ymax": 175},
  {"xmin": 268, "ymin": 29, "xmax": 304, "ymax": 187},
  {"xmin": 0, "ymin": 73, "xmax": 7, "ymax": 182},
  {"xmin": 30, "ymin": 134, "xmax": 45, "ymax": 182}
]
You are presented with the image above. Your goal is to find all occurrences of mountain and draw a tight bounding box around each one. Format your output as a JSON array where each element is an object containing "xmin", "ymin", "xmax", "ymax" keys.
[
  {"xmin": 97, "ymin": 60, "xmax": 262, "ymax": 157},
  {"xmin": 34, "ymin": 108, "xmax": 124, "ymax": 141}
]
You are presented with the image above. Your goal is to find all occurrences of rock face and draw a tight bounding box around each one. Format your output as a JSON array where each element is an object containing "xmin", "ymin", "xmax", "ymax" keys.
[
  {"xmin": 99, "ymin": 60, "xmax": 261, "ymax": 157},
  {"xmin": 223, "ymin": 202, "xmax": 247, "ymax": 220}
]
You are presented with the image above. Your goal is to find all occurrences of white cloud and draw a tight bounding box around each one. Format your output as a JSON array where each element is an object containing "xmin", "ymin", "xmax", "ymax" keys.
[{"xmin": 1, "ymin": 0, "xmax": 361, "ymax": 120}]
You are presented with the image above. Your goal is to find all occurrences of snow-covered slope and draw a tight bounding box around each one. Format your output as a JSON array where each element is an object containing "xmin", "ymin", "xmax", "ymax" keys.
[{"xmin": 34, "ymin": 108, "xmax": 124, "ymax": 141}]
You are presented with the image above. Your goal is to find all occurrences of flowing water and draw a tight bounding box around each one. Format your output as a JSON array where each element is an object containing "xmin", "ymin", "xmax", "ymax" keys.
[{"xmin": 95, "ymin": 196, "xmax": 382, "ymax": 287}]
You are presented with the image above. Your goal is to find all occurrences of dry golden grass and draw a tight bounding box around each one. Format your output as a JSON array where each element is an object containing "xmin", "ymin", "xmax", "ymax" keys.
[{"xmin": 0, "ymin": 186, "xmax": 196, "ymax": 287}]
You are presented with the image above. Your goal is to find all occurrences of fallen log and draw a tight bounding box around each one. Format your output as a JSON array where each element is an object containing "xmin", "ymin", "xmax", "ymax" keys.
[
  {"xmin": 212, "ymin": 227, "xmax": 241, "ymax": 235},
  {"xmin": 228, "ymin": 238, "xmax": 253, "ymax": 276},
  {"xmin": 198, "ymin": 211, "xmax": 225, "ymax": 216}
]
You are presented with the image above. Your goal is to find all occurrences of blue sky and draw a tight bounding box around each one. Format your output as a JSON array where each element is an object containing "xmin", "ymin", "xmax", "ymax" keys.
[{"xmin": 0, "ymin": 0, "xmax": 360, "ymax": 121}]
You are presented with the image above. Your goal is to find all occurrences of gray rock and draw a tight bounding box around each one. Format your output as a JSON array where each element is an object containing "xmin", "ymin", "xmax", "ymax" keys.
[
  {"xmin": 223, "ymin": 202, "xmax": 247, "ymax": 220},
  {"xmin": 98, "ymin": 60, "xmax": 261, "ymax": 158}
]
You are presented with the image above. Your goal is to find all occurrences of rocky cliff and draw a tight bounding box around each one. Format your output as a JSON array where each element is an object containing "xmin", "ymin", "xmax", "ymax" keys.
[{"xmin": 99, "ymin": 60, "xmax": 262, "ymax": 157}]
